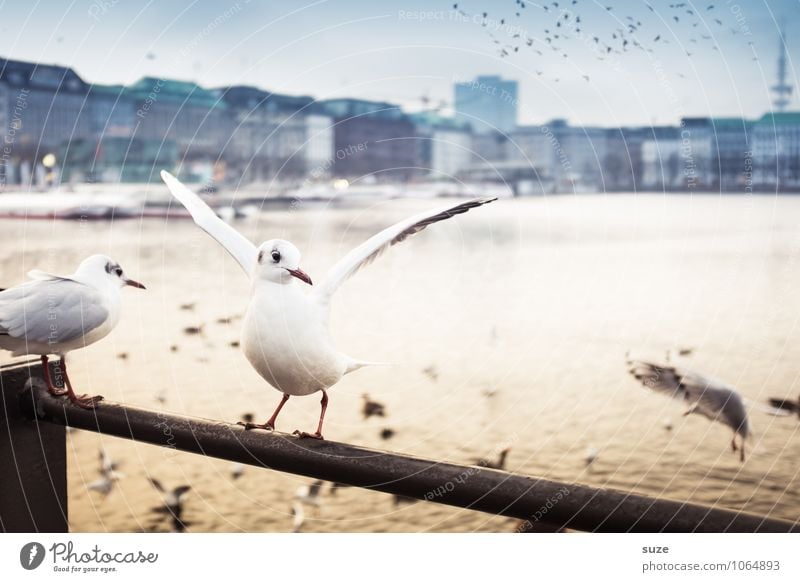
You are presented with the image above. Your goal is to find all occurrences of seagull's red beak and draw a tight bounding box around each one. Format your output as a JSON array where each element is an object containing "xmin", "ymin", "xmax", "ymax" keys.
[
  {"xmin": 124, "ymin": 277, "xmax": 146, "ymax": 290},
  {"xmin": 287, "ymin": 268, "xmax": 313, "ymax": 286}
]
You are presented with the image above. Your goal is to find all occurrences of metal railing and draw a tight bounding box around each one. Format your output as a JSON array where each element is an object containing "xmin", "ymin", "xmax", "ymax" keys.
[{"xmin": 1, "ymin": 360, "xmax": 798, "ymax": 533}]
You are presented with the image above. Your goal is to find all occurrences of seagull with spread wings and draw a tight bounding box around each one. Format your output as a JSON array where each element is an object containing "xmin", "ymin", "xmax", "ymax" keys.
[
  {"xmin": 627, "ymin": 359, "xmax": 750, "ymax": 461},
  {"xmin": 161, "ymin": 171, "xmax": 495, "ymax": 439}
]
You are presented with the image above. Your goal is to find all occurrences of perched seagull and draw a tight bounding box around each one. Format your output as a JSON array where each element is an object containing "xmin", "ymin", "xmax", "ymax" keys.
[
  {"xmin": 161, "ymin": 171, "xmax": 495, "ymax": 438},
  {"xmin": 474, "ymin": 447, "xmax": 511, "ymax": 470},
  {"xmin": 627, "ymin": 360, "xmax": 750, "ymax": 461},
  {"xmin": 0, "ymin": 255, "xmax": 145, "ymax": 408}
]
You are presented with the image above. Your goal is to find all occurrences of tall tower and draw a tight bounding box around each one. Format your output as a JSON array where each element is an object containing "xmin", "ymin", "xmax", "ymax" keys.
[{"xmin": 772, "ymin": 26, "xmax": 793, "ymax": 112}]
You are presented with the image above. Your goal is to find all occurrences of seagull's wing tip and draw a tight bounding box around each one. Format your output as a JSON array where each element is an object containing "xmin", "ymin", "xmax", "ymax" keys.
[{"xmin": 160, "ymin": 170, "xmax": 173, "ymax": 182}]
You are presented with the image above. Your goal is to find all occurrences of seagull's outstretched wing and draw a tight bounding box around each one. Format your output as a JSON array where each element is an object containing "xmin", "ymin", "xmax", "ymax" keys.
[
  {"xmin": 312, "ymin": 197, "xmax": 496, "ymax": 308},
  {"xmin": 160, "ymin": 171, "xmax": 257, "ymax": 276}
]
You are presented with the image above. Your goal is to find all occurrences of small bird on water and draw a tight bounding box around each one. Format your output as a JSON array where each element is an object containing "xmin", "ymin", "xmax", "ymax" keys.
[
  {"xmin": 361, "ymin": 394, "xmax": 386, "ymax": 419},
  {"xmin": 162, "ymin": 171, "xmax": 495, "ymax": 439},
  {"xmin": 0, "ymin": 255, "xmax": 145, "ymax": 408},
  {"xmin": 474, "ymin": 447, "xmax": 511, "ymax": 470},
  {"xmin": 627, "ymin": 359, "xmax": 750, "ymax": 461}
]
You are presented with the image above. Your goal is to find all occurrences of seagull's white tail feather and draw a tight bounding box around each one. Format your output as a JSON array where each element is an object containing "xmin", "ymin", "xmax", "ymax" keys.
[{"xmin": 344, "ymin": 357, "xmax": 394, "ymax": 375}]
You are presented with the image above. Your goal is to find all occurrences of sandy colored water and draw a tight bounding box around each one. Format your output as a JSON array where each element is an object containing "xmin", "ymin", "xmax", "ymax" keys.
[{"xmin": 1, "ymin": 193, "xmax": 799, "ymax": 532}]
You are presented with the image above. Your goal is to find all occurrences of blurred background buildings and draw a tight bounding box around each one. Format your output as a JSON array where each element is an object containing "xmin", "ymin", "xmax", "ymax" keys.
[{"xmin": 0, "ymin": 31, "xmax": 798, "ymax": 194}]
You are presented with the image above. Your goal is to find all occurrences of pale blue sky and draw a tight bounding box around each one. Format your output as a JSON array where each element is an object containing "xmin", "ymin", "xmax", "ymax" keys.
[{"xmin": 0, "ymin": 0, "xmax": 797, "ymax": 126}]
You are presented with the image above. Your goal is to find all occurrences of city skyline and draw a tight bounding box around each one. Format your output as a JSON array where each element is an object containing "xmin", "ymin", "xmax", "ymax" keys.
[{"xmin": 0, "ymin": 0, "xmax": 797, "ymax": 127}]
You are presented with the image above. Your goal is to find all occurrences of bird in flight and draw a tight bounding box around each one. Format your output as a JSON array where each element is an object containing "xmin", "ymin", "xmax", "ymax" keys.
[{"xmin": 627, "ymin": 359, "xmax": 750, "ymax": 461}]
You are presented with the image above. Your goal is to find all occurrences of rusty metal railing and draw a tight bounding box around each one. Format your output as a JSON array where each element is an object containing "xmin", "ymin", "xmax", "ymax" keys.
[{"xmin": 1, "ymin": 360, "xmax": 797, "ymax": 533}]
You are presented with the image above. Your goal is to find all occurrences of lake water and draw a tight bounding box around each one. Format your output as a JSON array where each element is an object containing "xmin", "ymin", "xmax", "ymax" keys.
[{"xmin": 1, "ymin": 193, "xmax": 799, "ymax": 532}]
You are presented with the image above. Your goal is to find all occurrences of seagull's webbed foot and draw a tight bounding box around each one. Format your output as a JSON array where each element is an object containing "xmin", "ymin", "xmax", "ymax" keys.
[
  {"xmin": 293, "ymin": 430, "xmax": 324, "ymax": 440},
  {"xmin": 68, "ymin": 393, "xmax": 104, "ymax": 409},
  {"xmin": 60, "ymin": 357, "xmax": 102, "ymax": 409},
  {"xmin": 48, "ymin": 386, "xmax": 69, "ymax": 397},
  {"xmin": 237, "ymin": 421, "xmax": 275, "ymax": 431}
]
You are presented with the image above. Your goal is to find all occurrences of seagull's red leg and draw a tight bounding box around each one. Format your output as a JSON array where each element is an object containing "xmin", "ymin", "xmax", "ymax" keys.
[
  {"xmin": 61, "ymin": 356, "xmax": 103, "ymax": 409},
  {"xmin": 41, "ymin": 355, "xmax": 67, "ymax": 396},
  {"xmin": 238, "ymin": 393, "xmax": 290, "ymax": 431},
  {"xmin": 295, "ymin": 390, "xmax": 328, "ymax": 440}
]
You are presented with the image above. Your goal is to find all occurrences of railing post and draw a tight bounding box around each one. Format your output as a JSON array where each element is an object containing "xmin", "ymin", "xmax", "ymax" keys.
[{"xmin": 0, "ymin": 360, "xmax": 68, "ymax": 533}]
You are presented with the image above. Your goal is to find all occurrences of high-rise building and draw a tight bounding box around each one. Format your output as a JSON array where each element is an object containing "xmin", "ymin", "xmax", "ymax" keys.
[
  {"xmin": 454, "ymin": 75, "xmax": 517, "ymax": 135},
  {"xmin": 319, "ymin": 98, "xmax": 421, "ymax": 181}
]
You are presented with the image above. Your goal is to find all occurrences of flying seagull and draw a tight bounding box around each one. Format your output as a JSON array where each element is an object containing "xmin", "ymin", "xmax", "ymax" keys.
[
  {"xmin": 87, "ymin": 447, "xmax": 126, "ymax": 497},
  {"xmin": 161, "ymin": 171, "xmax": 495, "ymax": 439},
  {"xmin": 627, "ymin": 360, "xmax": 750, "ymax": 461},
  {"xmin": 0, "ymin": 255, "xmax": 145, "ymax": 408}
]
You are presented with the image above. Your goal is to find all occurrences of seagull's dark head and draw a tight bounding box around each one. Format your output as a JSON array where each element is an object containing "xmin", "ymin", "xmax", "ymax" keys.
[
  {"xmin": 256, "ymin": 240, "xmax": 312, "ymax": 286},
  {"xmin": 77, "ymin": 254, "xmax": 146, "ymax": 290}
]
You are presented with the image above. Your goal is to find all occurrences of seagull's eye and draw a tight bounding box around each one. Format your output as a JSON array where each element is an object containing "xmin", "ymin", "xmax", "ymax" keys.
[
  {"xmin": 271, "ymin": 251, "xmax": 281, "ymax": 263},
  {"xmin": 114, "ymin": 267, "xmax": 123, "ymax": 277}
]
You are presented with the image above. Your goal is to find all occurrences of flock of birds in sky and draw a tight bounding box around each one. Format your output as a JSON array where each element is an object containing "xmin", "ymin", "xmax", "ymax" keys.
[
  {"xmin": 452, "ymin": 0, "xmax": 760, "ymax": 84},
  {"xmin": 2, "ymin": 171, "xmax": 799, "ymax": 532}
]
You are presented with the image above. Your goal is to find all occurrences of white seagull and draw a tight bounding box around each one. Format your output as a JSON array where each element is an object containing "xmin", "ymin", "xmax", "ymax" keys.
[
  {"xmin": 161, "ymin": 171, "xmax": 495, "ymax": 438},
  {"xmin": 627, "ymin": 360, "xmax": 750, "ymax": 461},
  {"xmin": 87, "ymin": 447, "xmax": 126, "ymax": 498},
  {"xmin": 0, "ymin": 255, "xmax": 145, "ymax": 408}
]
